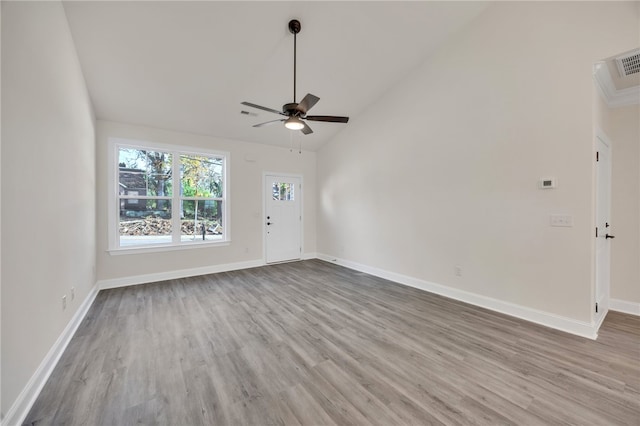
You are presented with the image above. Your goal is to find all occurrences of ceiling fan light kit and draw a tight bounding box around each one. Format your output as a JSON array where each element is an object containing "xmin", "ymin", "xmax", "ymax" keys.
[
  {"xmin": 241, "ymin": 19, "xmax": 349, "ymax": 135},
  {"xmin": 284, "ymin": 116, "xmax": 305, "ymax": 130}
]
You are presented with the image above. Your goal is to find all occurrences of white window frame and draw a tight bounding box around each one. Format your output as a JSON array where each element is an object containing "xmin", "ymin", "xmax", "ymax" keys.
[{"xmin": 108, "ymin": 137, "xmax": 230, "ymax": 254}]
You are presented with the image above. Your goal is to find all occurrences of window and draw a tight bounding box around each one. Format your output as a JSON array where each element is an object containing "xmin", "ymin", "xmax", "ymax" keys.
[
  {"xmin": 272, "ymin": 182, "xmax": 295, "ymax": 201},
  {"xmin": 109, "ymin": 139, "xmax": 229, "ymax": 252}
]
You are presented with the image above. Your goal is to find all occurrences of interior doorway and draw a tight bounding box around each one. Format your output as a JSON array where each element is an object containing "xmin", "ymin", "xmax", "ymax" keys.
[{"xmin": 595, "ymin": 130, "xmax": 613, "ymax": 326}]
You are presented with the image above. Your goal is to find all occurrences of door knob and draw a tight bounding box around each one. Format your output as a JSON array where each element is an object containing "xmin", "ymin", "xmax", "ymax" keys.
[
  {"xmin": 267, "ymin": 222, "xmax": 272, "ymax": 226},
  {"xmin": 605, "ymin": 234, "xmax": 615, "ymax": 239}
]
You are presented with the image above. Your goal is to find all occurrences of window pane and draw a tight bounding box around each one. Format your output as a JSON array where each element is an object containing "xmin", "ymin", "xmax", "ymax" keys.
[
  {"xmin": 180, "ymin": 200, "xmax": 223, "ymax": 242},
  {"xmin": 112, "ymin": 141, "xmax": 229, "ymax": 251},
  {"xmin": 119, "ymin": 200, "xmax": 172, "ymax": 247},
  {"xmin": 272, "ymin": 182, "xmax": 295, "ymax": 201},
  {"xmin": 181, "ymin": 154, "xmax": 223, "ymax": 198},
  {"xmin": 119, "ymin": 148, "xmax": 172, "ymax": 197}
]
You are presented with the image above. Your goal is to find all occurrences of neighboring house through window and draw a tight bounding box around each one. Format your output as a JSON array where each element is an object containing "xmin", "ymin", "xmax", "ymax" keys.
[{"xmin": 108, "ymin": 138, "xmax": 229, "ymax": 252}]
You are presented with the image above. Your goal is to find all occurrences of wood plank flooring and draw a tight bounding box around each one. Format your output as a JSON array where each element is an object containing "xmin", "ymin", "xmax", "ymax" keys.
[{"xmin": 25, "ymin": 260, "xmax": 640, "ymax": 425}]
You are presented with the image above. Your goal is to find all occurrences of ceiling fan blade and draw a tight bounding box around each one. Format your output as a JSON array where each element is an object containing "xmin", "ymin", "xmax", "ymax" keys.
[
  {"xmin": 305, "ymin": 115, "xmax": 350, "ymax": 123},
  {"xmin": 253, "ymin": 119, "xmax": 285, "ymax": 128},
  {"xmin": 297, "ymin": 93, "xmax": 320, "ymax": 114},
  {"xmin": 301, "ymin": 122, "xmax": 313, "ymax": 135},
  {"xmin": 241, "ymin": 101, "xmax": 286, "ymax": 116}
]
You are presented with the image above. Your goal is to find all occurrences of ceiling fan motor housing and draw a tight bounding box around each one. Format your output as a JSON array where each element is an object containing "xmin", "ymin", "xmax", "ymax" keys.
[{"xmin": 283, "ymin": 102, "xmax": 301, "ymax": 116}]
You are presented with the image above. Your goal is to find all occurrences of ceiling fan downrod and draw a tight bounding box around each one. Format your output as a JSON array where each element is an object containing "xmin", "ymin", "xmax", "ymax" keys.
[{"xmin": 289, "ymin": 19, "xmax": 301, "ymax": 104}]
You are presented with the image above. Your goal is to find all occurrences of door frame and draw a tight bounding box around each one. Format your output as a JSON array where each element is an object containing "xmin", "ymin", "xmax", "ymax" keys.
[
  {"xmin": 262, "ymin": 172, "xmax": 304, "ymax": 264},
  {"xmin": 593, "ymin": 127, "xmax": 612, "ymax": 330}
]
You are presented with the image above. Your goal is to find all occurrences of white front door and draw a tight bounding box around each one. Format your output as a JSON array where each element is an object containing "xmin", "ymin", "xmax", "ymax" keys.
[
  {"xmin": 265, "ymin": 174, "xmax": 302, "ymax": 263},
  {"xmin": 595, "ymin": 133, "xmax": 612, "ymax": 322}
]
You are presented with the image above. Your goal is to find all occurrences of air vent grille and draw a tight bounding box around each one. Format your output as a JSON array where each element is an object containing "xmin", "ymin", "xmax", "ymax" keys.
[{"xmin": 615, "ymin": 50, "xmax": 640, "ymax": 77}]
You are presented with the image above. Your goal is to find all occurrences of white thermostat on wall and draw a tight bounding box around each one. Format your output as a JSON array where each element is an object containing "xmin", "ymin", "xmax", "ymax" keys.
[{"xmin": 539, "ymin": 177, "xmax": 557, "ymax": 189}]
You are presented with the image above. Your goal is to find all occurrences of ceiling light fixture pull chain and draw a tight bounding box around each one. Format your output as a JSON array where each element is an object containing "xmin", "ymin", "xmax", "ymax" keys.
[{"xmin": 290, "ymin": 130, "xmax": 294, "ymax": 152}]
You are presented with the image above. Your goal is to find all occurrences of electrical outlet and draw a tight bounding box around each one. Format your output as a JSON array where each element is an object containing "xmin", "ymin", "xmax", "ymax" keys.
[
  {"xmin": 454, "ymin": 266, "xmax": 463, "ymax": 277},
  {"xmin": 62, "ymin": 295, "xmax": 67, "ymax": 310},
  {"xmin": 71, "ymin": 287, "xmax": 75, "ymax": 301}
]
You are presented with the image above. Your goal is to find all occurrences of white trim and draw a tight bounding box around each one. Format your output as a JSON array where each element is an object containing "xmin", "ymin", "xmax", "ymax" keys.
[
  {"xmin": 108, "ymin": 240, "xmax": 230, "ymax": 256},
  {"xmin": 97, "ymin": 259, "xmax": 264, "ymax": 290},
  {"xmin": 610, "ymin": 298, "xmax": 640, "ymax": 316},
  {"xmin": 302, "ymin": 252, "xmax": 317, "ymax": 260},
  {"xmin": 593, "ymin": 128, "xmax": 613, "ymax": 328},
  {"xmin": 107, "ymin": 138, "xmax": 118, "ymax": 250},
  {"xmin": 316, "ymin": 254, "xmax": 598, "ymax": 340},
  {"xmin": 593, "ymin": 62, "xmax": 640, "ymax": 108},
  {"xmin": 1, "ymin": 285, "xmax": 99, "ymax": 426},
  {"xmin": 593, "ymin": 302, "xmax": 609, "ymax": 333},
  {"xmin": 592, "ymin": 272, "xmax": 610, "ymax": 332}
]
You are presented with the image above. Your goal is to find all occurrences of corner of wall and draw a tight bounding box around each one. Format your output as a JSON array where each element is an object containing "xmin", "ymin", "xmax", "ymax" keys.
[{"xmin": 0, "ymin": 286, "xmax": 99, "ymax": 426}]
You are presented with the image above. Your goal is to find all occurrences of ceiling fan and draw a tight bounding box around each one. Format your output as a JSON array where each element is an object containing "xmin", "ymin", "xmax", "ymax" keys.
[{"xmin": 241, "ymin": 19, "xmax": 349, "ymax": 135}]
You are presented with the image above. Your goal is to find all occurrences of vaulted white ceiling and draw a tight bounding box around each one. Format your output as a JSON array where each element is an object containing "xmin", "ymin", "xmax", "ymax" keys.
[{"xmin": 63, "ymin": 1, "xmax": 489, "ymax": 151}]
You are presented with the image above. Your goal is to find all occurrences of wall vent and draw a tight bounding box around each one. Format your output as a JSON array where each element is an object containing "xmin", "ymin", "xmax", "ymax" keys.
[{"xmin": 615, "ymin": 50, "xmax": 640, "ymax": 77}]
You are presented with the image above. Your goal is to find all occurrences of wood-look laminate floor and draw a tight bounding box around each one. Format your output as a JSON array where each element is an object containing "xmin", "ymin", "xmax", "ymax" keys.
[{"xmin": 25, "ymin": 260, "xmax": 640, "ymax": 425}]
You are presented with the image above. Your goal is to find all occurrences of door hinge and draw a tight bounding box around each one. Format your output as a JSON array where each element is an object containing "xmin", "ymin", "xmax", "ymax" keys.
[
  {"xmin": 300, "ymin": 247, "xmax": 302, "ymax": 253},
  {"xmin": 595, "ymin": 227, "xmax": 598, "ymax": 237},
  {"xmin": 596, "ymin": 151, "xmax": 599, "ymax": 162},
  {"xmin": 595, "ymin": 302, "xmax": 599, "ymax": 313}
]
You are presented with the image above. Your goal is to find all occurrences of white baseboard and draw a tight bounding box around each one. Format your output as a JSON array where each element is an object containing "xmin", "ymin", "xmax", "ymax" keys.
[
  {"xmin": 97, "ymin": 259, "xmax": 264, "ymax": 290},
  {"xmin": 1, "ymin": 284, "xmax": 99, "ymax": 426},
  {"xmin": 302, "ymin": 252, "xmax": 317, "ymax": 260},
  {"xmin": 610, "ymin": 298, "xmax": 640, "ymax": 316},
  {"xmin": 316, "ymin": 254, "xmax": 598, "ymax": 340},
  {"xmin": 593, "ymin": 306, "xmax": 609, "ymax": 333}
]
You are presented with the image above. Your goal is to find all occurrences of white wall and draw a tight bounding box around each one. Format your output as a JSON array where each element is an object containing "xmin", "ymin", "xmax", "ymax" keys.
[
  {"xmin": 1, "ymin": 1, "xmax": 96, "ymax": 419},
  {"xmin": 95, "ymin": 121, "xmax": 316, "ymax": 284},
  {"xmin": 609, "ymin": 105, "xmax": 640, "ymax": 305},
  {"xmin": 317, "ymin": 1, "xmax": 639, "ymax": 325}
]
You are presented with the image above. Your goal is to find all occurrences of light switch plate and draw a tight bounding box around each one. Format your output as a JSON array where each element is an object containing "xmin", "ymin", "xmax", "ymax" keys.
[{"xmin": 550, "ymin": 214, "xmax": 573, "ymax": 227}]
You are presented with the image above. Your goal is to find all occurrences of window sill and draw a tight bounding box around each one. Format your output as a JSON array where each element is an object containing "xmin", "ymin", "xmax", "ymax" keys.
[{"xmin": 108, "ymin": 240, "xmax": 231, "ymax": 256}]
